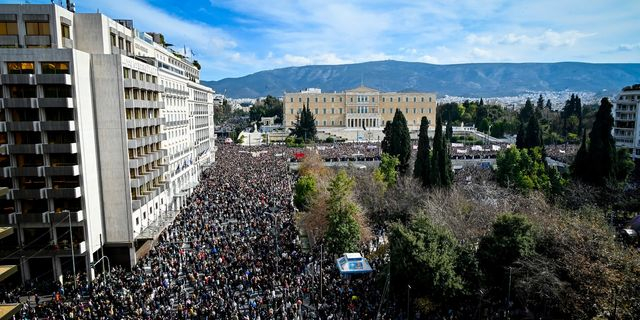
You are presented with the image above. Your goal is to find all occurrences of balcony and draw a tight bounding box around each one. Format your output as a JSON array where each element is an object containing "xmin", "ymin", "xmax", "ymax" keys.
[
  {"xmin": 1, "ymin": 74, "xmax": 36, "ymax": 85},
  {"xmin": 16, "ymin": 212, "xmax": 49, "ymax": 224},
  {"xmin": 57, "ymin": 240, "xmax": 86, "ymax": 255},
  {"xmin": 6, "ymin": 121, "xmax": 40, "ymax": 132},
  {"xmin": 48, "ymin": 210, "xmax": 84, "ymax": 223},
  {"xmin": 36, "ymin": 74, "xmax": 72, "ymax": 85},
  {"xmin": 0, "ymin": 213, "xmax": 17, "ymax": 226},
  {"xmin": 123, "ymin": 79, "xmax": 143, "ymax": 88},
  {"xmin": 24, "ymin": 35, "xmax": 51, "ymax": 47},
  {"xmin": 41, "ymin": 120, "xmax": 75, "ymax": 131},
  {"xmin": 46, "ymin": 186, "xmax": 81, "ymax": 198},
  {"xmin": 10, "ymin": 188, "xmax": 46, "ymax": 200},
  {"xmin": 3, "ymin": 98, "xmax": 38, "ymax": 109},
  {"xmin": 7, "ymin": 144, "xmax": 42, "ymax": 154},
  {"xmin": 44, "ymin": 164, "xmax": 79, "ymax": 176},
  {"xmin": 0, "ymin": 35, "xmax": 19, "ymax": 47},
  {"xmin": 38, "ymin": 98, "xmax": 73, "ymax": 108},
  {"xmin": 10, "ymin": 166, "xmax": 43, "ymax": 177},
  {"xmin": 42, "ymin": 143, "xmax": 77, "ymax": 154}
]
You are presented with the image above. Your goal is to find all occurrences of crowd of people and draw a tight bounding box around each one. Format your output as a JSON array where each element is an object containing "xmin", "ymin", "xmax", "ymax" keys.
[{"xmin": 7, "ymin": 145, "xmax": 385, "ymax": 319}]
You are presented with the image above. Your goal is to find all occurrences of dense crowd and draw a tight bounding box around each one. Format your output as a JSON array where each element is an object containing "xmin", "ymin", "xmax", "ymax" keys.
[{"xmin": 7, "ymin": 145, "xmax": 385, "ymax": 319}]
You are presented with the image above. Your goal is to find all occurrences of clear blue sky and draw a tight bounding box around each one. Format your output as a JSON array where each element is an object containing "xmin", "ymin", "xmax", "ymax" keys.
[{"xmin": 5, "ymin": 0, "xmax": 639, "ymax": 81}]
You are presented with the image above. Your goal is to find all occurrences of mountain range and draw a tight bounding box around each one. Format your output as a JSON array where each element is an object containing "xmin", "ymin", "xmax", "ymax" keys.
[{"xmin": 202, "ymin": 60, "xmax": 640, "ymax": 99}]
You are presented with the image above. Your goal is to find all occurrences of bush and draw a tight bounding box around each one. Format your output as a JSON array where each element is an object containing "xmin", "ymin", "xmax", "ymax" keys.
[{"xmin": 325, "ymin": 136, "xmax": 335, "ymax": 143}]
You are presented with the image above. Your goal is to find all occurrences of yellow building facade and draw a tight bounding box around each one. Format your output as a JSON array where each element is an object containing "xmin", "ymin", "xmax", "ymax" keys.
[{"xmin": 284, "ymin": 86, "xmax": 437, "ymax": 131}]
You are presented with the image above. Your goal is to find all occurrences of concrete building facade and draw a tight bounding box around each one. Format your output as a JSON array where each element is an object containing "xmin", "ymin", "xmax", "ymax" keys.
[
  {"xmin": 613, "ymin": 84, "xmax": 640, "ymax": 160},
  {"xmin": 0, "ymin": 3, "xmax": 214, "ymax": 283},
  {"xmin": 284, "ymin": 86, "xmax": 437, "ymax": 140}
]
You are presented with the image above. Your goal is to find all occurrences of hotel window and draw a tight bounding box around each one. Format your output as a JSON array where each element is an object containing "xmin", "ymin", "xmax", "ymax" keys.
[
  {"xmin": 315, "ymin": 97, "xmax": 318, "ymax": 103},
  {"xmin": 389, "ymin": 97, "xmax": 393, "ymax": 102},
  {"xmin": 290, "ymin": 108, "xmax": 294, "ymax": 114},
  {"xmin": 0, "ymin": 21, "xmax": 18, "ymax": 35},
  {"xmin": 118, "ymin": 37, "xmax": 124, "ymax": 49},
  {"xmin": 8, "ymin": 85, "xmax": 37, "ymax": 98},
  {"xmin": 350, "ymin": 97, "xmax": 353, "ymax": 102},
  {"xmin": 405, "ymin": 108, "xmax": 409, "ymax": 114},
  {"xmin": 421, "ymin": 97, "xmax": 424, "ymax": 102},
  {"xmin": 372, "ymin": 97, "xmax": 375, "ymax": 102},
  {"xmin": 382, "ymin": 97, "xmax": 385, "ymax": 102},
  {"xmin": 25, "ymin": 21, "xmax": 49, "ymax": 35},
  {"xmin": 429, "ymin": 108, "xmax": 432, "ymax": 113},
  {"xmin": 340, "ymin": 121, "xmax": 343, "ymax": 125},
  {"xmin": 323, "ymin": 120, "xmax": 326, "ymax": 126},
  {"xmin": 126, "ymin": 40, "xmax": 132, "ymax": 54},
  {"xmin": 390, "ymin": 108, "xmax": 393, "ymax": 113},
  {"xmin": 7, "ymin": 62, "xmax": 35, "ymax": 74},
  {"xmin": 406, "ymin": 97, "xmax": 409, "ymax": 102},
  {"xmin": 61, "ymin": 23, "xmax": 70, "ymax": 39},
  {"xmin": 414, "ymin": 97, "xmax": 417, "ymax": 102},
  {"xmin": 41, "ymin": 62, "xmax": 69, "ymax": 74},
  {"xmin": 429, "ymin": 97, "xmax": 432, "ymax": 102},
  {"xmin": 290, "ymin": 98, "xmax": 293, "ymax": 102},
  {"xmin": 413, "ymin": 108, "xmax": 416, "ymax": 113},
  {"xmin": 323, "ymin": 97, "xmax": 326, "ymax": 103},
  {"xmin": 331, "ymin": 120, "xmax": 334, "ymax": 126},
  {"xmin": 110, "ymin": 33, "xmax": 116, "ymax": 46},
  {"xmin": 132, "ymin": 70, "xmax": 138, "ymax": 80},
  {"xmin": 339, "ymin": 108, "xmax": 342, "ymax": 114},
  {"xmin": 331, "ymin": 108, "xmax": 335, "ymax": 114},
  {"xmin": 314, "ymin": 108, "xmax": 318, "ymax": 114},
  {"xmin": 421, "ymin": 108, "xmax": 424, "ymax": 113},
  {"xmin": 42, "ymin": 85, "xmax": 71, "ymax": 98},
  {"xmin": 340, "ymin": 97, "xmax": 343, "ymax": 102},
  {"xmin": 125, "ymin": 88, "xmax": 131, "ymax": 99},
  {"xmin": 323, "ymin": 108, "xmax": 326, "ymax": 114},
  {"xmin": 382, "ymin": 108, "xmax": 385, "ymax": 114},
  {"xmin": 331, "ymin": 97, "xmax": 334, "ymax": 102},
  {"xmin": 298, "ymin": 97, "xmax": 302, "ymax": 102}
]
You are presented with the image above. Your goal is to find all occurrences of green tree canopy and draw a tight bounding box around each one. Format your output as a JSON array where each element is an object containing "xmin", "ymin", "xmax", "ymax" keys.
[
  {"xmin": 293, "ymin": 175, "xmax": 317, "ymax": 210},
  {"xmin": 325, "ymin": 170, "xmax": 361, "ymax": 254},
  {"xmin": 477, "ymin": 214, "xmax": 536, "ymax": 286},
  {"xmin": 375, "ymin": 153, "xmax": 400, "ymax": 189},
  {"xmin": 390, "ymin": 216, "xmax": 466, "ymax": 303}
]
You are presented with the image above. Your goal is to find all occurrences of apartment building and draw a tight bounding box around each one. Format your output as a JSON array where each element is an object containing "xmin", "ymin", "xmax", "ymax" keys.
[
  {"xmin": 284, "ymin": 86, "xmax": 437, "ymax": 136},
  {"xmin": 0, "ymin": 3, "xmax": 214, "ymax": 282},
  {"xmin": 613, "ymin": 84, "xmax": 640, "ymax": 160},
  {"xmin": 133, "ymin": 29, "xmax": 215, "ymax": 212}
]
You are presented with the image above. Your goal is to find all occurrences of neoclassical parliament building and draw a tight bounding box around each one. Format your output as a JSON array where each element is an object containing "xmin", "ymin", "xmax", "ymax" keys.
[{"xmin": 283, "ymin": 86, "xmax": 437, "ymax": 133}]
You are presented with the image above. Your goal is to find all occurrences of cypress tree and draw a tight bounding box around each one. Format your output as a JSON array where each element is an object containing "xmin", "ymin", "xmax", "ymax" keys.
[
  {"xmin": 430, "ymin": 113, "xmax": 452, "ymax": 188},
  {"xmin": 479, "ymin": 98, "xmax": 484, "ymax": 106},
  {"xmin": 516, "ymin": 123, "xmax": 526, "ymax": 149},
  {"xmin": 519, "ymin": 98, "xmax": 534, "ymax": 124},
  {"xmin": 524, "ymin": 113, "xmax": 543, "ymax": 149},
  {"xmin": 445, "ymin": 120, "xmax": 453, "ymax": 140},
  {"xmin": 587, "ymin": 98, "xmax": 617, "ymax": 184},
  {"xmin": 414, "ymin": 117, "xmax": 431, "ymax": 187},
  {"xmin": 571, "ymin": 129, "xmax": 589, "ymax": 180},
  {"xmin": 389, "ymin": 110, "xmax": 412, "ymax": 175},
  {"xmin": 430, "ymin": 114, "xmax": 443, "ymax": 187},
  {"xmin": 381, "ymin": 121, "xmax": 393, "ymax": 154},
  {"xmin": 545, "ymin": 99, "xmax": 552, "ymax": 110}
]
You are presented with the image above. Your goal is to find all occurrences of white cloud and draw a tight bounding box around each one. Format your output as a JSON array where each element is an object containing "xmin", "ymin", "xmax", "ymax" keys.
[
  {"xmin": 471, "ymin": 48, "xmax": 493, "ymax": 59},
  {"xmin": 617, "ymin": 43, "xmax": 640, "ymax": 51},
  {"xmin": 466, "ymin": 34, "xmax": 493, "ymax": 45}
]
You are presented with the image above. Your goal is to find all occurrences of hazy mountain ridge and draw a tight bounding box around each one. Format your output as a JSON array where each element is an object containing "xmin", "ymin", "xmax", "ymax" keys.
[{"xmin": 202, "ymin": 60, "xmax": 640, "ymax": 98}]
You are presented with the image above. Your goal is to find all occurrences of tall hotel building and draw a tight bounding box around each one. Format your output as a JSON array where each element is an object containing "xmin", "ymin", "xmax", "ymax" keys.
[
  {"xmin": 0, "ymin": 3, "xmax": 214, "ymax": 283},
  {"xmin": 283, "ymin": 86, "xmax": 437, "ymax": 138},
  {"xmin": 613, "ymin": 84, "xmax": 640, "ymax": 160}
]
